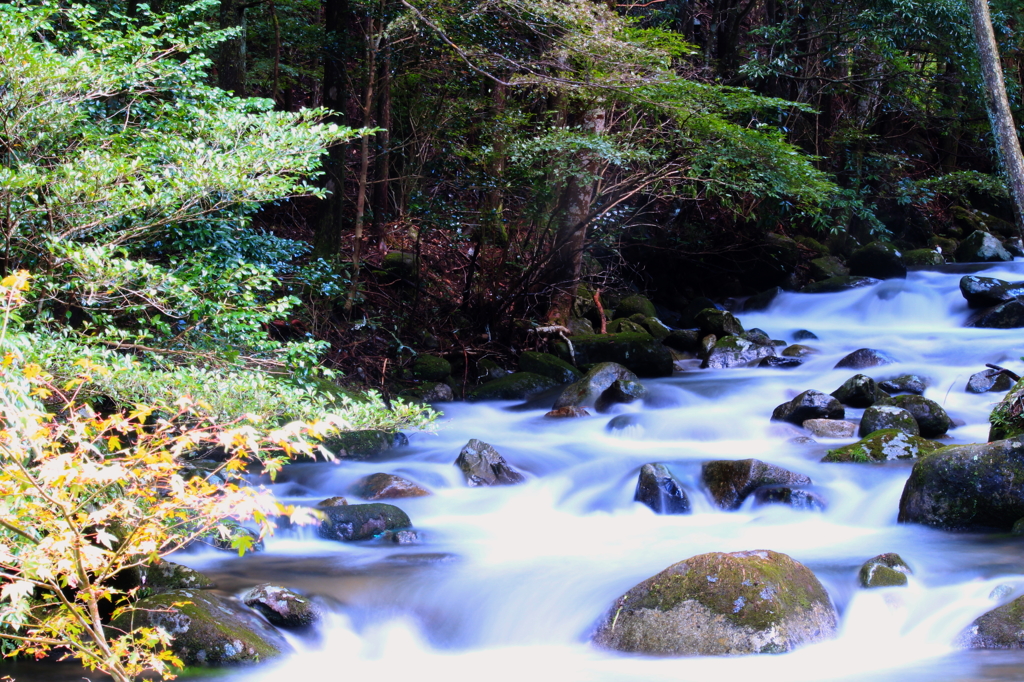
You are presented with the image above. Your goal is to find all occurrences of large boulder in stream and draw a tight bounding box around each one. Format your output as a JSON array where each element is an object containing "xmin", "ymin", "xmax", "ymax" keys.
[
  {"xmin": 801, "ymin": 276, "xmax": 880, "ymax": 294},
  {"xmin": 899, "ymin": 437, "xmax": 1024, "ymax": 530},
  {"xmin": 352, "ymin": 472, "xmax": 431, "ymax": 500},
  {"xmin": 702, "ymin": 335, "xmax": 776, "ymax": 369},
  {"xmin": 241, "ymin": 584, "xmax": 322, "ymax": 629},
  {"xmin": 635, "ymin": 463, "xmax": 691, "ymax": 514},
  {"xmin": 956, "ymin": 230, "xmax": 1012, "ymax": 263},
  {"xmin": 553, "ymin": 362, "xmax": 646, "ymax": 410},
  {"xmin": 879, "ymin": 374, "xmax": 928, "ymax": 395},
  {"xmin": 859, "ymin": 405, "xmax": 920, "ymax": 437},
  {"xmin": 822, "ymin": 429, "xmax": 941, "ymax": 463},
  {"xmin": 561, "ymin": 333, "xmax": 673, "ymax": 377},
  {"xmin": 968, "ymin": 300, "xmax": 1024, "ymax": 329},
  {"xmin": 961, "ymin": 595, "xmax": 1024, "ymax": 649},
  {"xmin": 892, "ymin": 394, "xmax": 952, "ymax": 437},
  {"xmin": 848, "ymin": 241, "xmax": 907, "ymax": 280},
  {"xmin": 695, "ymin": 308, "xmax": 744, "ymax": 338},
  {"xmin": 959, "ymin": 276, "xmax": 1024, "ymax": 309},
  {"xmin": 318, "ymin": 503, "xmax": 412, "ymax": 541},
  {"xmin": 701, "ymin": 459, "xmax": 811, "ymax": 510},
  {"xmin": 110, "ymin": 590, "xmax": 292, "ymax": 666},
  {"xmin": 455, "ymin": 439, "xmax": 525, "ymax": 486},
  {"xmin": 518, "ymin": 351, "xmax": 582, "ymax": 384},
  {"xmin": 831, "ymin": 374, "xmax": 890, "ymax": 408},
  {"xmin": 772, "ymin": 390, "xmax": 845, "ymax": 425},
  {"xmin": 467, "ymin": 372, "xmax": 559, "ymax": 401},
  {"xmin": 591, "ymin": 550, "xmax": 838, "ymax": 656},
  {"xmin": 989, "ymin": 379, "xmax": 1024, "ymax": 441},
  {"xmin": 834, "ymin": 348, "xmax": 897, "ymax": 370}
]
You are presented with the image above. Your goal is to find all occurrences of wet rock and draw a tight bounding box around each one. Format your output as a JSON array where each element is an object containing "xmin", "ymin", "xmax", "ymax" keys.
[
  {"xmin": 566, "ymin": 317, "xmax": 595, "ymax": 335},
  {"xmin": 961, "ymin": 595, "xmax": 1024, "ymax": 648},
  {"xmin": 564, "ymin": 333, "xmax": 674, "ymax": 377},
  {"xmin": 834, "ymin": 348, "xmax": 897, "ymax": 369},
  {"xmin": 518, "ymin": 351, "xmax": 582, "ymax": 384},
  {"xmin": 831, "ymin": 374, "xmax": 890, "ymax": 408},
  {"xmin": 412, "ymin": 355, "xmax": 451, "ymax": 381},
  {"xmin": 352, "ymin": 473, "xmax": 430, "ymax": 500},
  {"xmin": 241, "ymin": 584, "xmax": 322, "ymax": 629},
  {"xmin": 878, "ymin": 374, "xmax": 928, "ymax": 395},
  {"xmin": 641, "ymin": 317, "xmax": 672, "ymax": 340},
  {"xmin": 377, "ymin": 529, "xmax": 422, "ymax": 545},
  {"xmin": 801, "ymin": 276, "xmax": 880, "ymax": 294},
  {"xmin": 967, "ymin": 300, "xmax": 1024, "ymax": 329},
  {"xmin": 741, "ymin": 328, "xmax": 772, "ymax": 346},
  {"xmin": 122, "ymin": 561, "xmax": 215, "ymax": 596},
  {"xmin": 809, "ymin": 256, "xmax": 849, "ymax": 281},
  {"xmin": 848, "ymin": 241, "xmax": 907, "ymax": 279},
  {"xmin": 607, "ymin": 318, "xmax": 648, "ymax": 334},
  {"xmin": 758, "ymin": 356, "xmax": 803, "ymax": 369},
  {"xmin": 743, "ymin": 287, "xmax": 783, "ymax": 312},
  {"xmin": 545, "ymin": 406, "xmax": 591, "ymax": 418},
  {"xmin": 702, "ymin": 335, "xmax": 776, "ymax": 369},
  {"xmin": 899, "ymin": 437, "xmax": 1024, "ymax": 530},
  {"xmin": 635, "ymin": 463, "xmax": 691, "ymax": 515},
  {"xmin": 822, "ymin": 430, "xmax": 942, "ymax": 463},
  {"xmin": 858, "ymin": 554, "xmax": 912, "ymax": 588},
  {"xmin": 553, "ymin": 362, "xmax": 647, "ymax": 410},
  {"xmin": 859, "ymin": 405, "xmax": 920, "ymax": 437},
  {"xmin": 318, "ymin": 496, "xmax": 348, "ymax": 507},
  {"xmin": 892, "ymin": 395, "xmax": 953, "ymax": 438},
  {"xmin": 680, "ymin": 297, "xmax": 724, "ymax": 327},
  {"xmin": 592, "ymin": 550, "xmax": 837, "ymax": 656},
  {"xmin": 988, "ymin": 379, "xmax": 1024, "ymax": 441},
  {"xmin": 467, "ymin": 372, "xmax": 559, "ymax": 401},
  {"xmin": 781, "ymin": 344, "xmax": 818, "ymax": 358},
  {"xmin": 663, "ymin": 329, "xmax": 701, "ymax": 353},
  {"xmin": 110, "ymin": 590, "xmax": 292, "ymax": 666},
  {"xmin": 701, "ymin": 459, "xmax": 811, "ymax": 510},
  {"xmin": 771, "ymin": 390, "xmax": 845, "ymax": 425},
  {"xmin": 418, "ymin": 382, "xmax": 454, "ymax": 402},
  {"xmin": 320, "ymin": 430, "xmax": 403, "ymax": 461},
  {"xmin": 455, "ymin": 439, "xmax": 525, "ymax": 486},
  {"xmin": 903, "ymin": 249, "xmax": 945, "ymax": 267},
  {"xmin": 956, "ymin": 230, "xmax": 1012, "ymax": 263},
  {"xmin": 788, "ymin": 436, "xmax": 818, "ymax": 445},
  {"xmin": 695, "ymin": 308, "xmax": 744, "ymax": 338},
  {"xmin": 793, "ymin": 330, "xmax": 819, "ymax": 341},
  {"xmin": 959, "ymin": 276, "xmax": 1024, "ymax": 309},
  {"xmin": 700, "ymin": 334, "xmax": 717, "ymax": 356},
  {"xmin": 607, "ymin": 414, "xmax": 643, "ymax": 433},
  {"xmin": 967, "ymin": 369, "xmax": 1014, "ymax": 394},
  {"xmin": 751, "ymin": 487, "xmax": 827, "ymax": 511},
  {"xmin": 802, "ymin": 419, "xmax": 856, "ymax": 438},
  {"xmin": 614, "ymin": 294, "xmax": 657, "ymax": 319},
  {"xmin": 318, "ymin": 503, "xmax": 413, "ymax": 542},
  {"xmin": 595, "ymin": 379, "xmax": 645, "ymax": 412}
]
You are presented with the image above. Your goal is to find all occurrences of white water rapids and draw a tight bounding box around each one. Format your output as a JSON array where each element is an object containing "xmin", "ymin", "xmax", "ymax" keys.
[{"xmin": 15, "ymin": 263, "xmax": 1024, "ymax": 682}]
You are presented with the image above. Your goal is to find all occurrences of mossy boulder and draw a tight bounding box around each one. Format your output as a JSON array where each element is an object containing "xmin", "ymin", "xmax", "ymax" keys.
[
  {"xmin": 110, "ymin": 590, "xmax": 292, "ymax": 666},
  {"xmin": 317, "ymin": 503, "xmax": 412, "ymax": 541},
  {"xmin": 120, "ymin": 561, "xmax": 215, "ymax": 596},
  {"xmin": 988, "ymin": 379, "xmax": 1024, "ymax": 441},
  {"xmin": 822, "ymin": 429, "xmax": 940, "ymax": 463},
  {"xmin": 859, "ymin": 405, "xmax": 920, "ymax": 437},
  {"xmin": 961, "ymin": 595, "xmax": 1024, "ymax": 648},
  {"xmin": 879, "ymin": 374, "xmax": 928, "ymax": 395},
  {"xmin": 351, "ymin": 472, "xmax": 430, "ymax": 500},
  {"xmin": 831, "ymin": 374, "xmax": 890, "ymax": 408},
  {"xmin": 898, "ymin": 436, "xmax": 1024, "ymax": 530},
  {"xmin": 809, "ymin": 256, "xmax": 849, "ymax": 281},
  {"xmin": 614, "ymin": 294, "xmax": 657, "ymax": 320},
  {"xmin": 968, "ymin": 300, "xmax": 1024, "ymax": 329},
  {"xmin": 591, "ymin": 550, "xmax": 837, "ymax": 656},
  {"xmin": 635, "ymin": 463, "xmax": 691, "ymax": 515},
  {"xmin": 562, "ymin": 333, "xmax": 673, "ymax": 377},
  {"xmin": 903, "ymin": 248, "xmax": 945, "ymax": 267},
  {"xmin": 380, "ymin": 251, "xmax": 418, "ymax": 278},
  {"xmin": 956, "ymin": 230, "xmax": 1012, "ymax": 263},
  {"xmin": 606, "ymin": 318, "xmax": 649, "ymax": 334},
  {"xmin": 455, "ymin": 439, "xmax": 525, "ymax": 486},
  {"xmin": 701, "ymin": 335, "xmax": 776, "ymax": 369},
  {"xmin": 751, "ymin": 487, "xmax": 827, "ymax": 511},
  {"xmin": 795, "ymin": 236, "xmax": 830, "ymax": 257},
  {"xmin": 772, "ymin": 390, "xmax": 844, "ymax": 425},
  {"xmin": 553, "ymin": 362, "xmax": 647, "ymax": 409},
  {"xmin": 412, "ymin": 355, "xmax": 451, "ymax": 381},
  {"xmin": 849, "ymin": 241, "xmax": 906, "ymax": 280},
  {"xmin": 858, "ymin": 553, "xmax": 912, "ymax": 588},
  {"xmin": 320, "ymin": 430, "xmax": 402, "ymax": 461},
  {"xmin": 701, "ymin": 459, "xmax": 811, "ymax": 510},
  {"xmin": 967, "ymin": 369, "xmax": 1014, "ymax": 394},
  {"xmin": 834, "ymin": 348, "xmax": 896, "ymax": 370},
  {"xmin": 801, "ymin": 276, "xmax": 880, "ymax": 294},
  {"xmin": 663, "ymin": 329, "xmax": 701, "ymax": 353},
  {"xmin": 960, "ymin": 276, "xmax": 1024, "ymax": 309},
  {"xmin": 695, "ymin": 308, "xmax": 744, "ymax": 338},
  {"xmin": 892, "ymin": 395, "xmax": 952, "ymax": 437},
  {"xmin": 241, "ymin": 584, "xmax": 322, "ymax": 629},
  {"xmin": 467, "ymin": 372, "xmax": 558, "ymax": 402},
  {"xmin": 641, "ymin": 317, "xmax": 672, "ymax": 340}
]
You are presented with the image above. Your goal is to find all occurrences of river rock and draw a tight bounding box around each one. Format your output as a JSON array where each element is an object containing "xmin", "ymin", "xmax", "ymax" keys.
[
  {"xmin": 967, "ymin": 299, "xmax": 1024, "ymax": 329},
  {"xmin": 467, "ymin": 372, "xmax": 558, "ymax": 401},
  {"xmin": 892, "ymin": 395, "xmax": 952, "ymax": 437},
  {"xmin": 518, "ymin": 351, "xmax": 582, "ymax": 384},
  {"xmin": 802, "ymin": 419, "xmax": 857, "ymax": 438},
  {"xmin": 352, "ymin": 473, "xmax": 430, "ymax": 500},
  {"xmin": 607, "ymin": 318, "xmax": 648, "ymax": 334},
  {"xmin": 831, "ymin": 374, "xmax": 890, "ymax": 408},
  {"xmin": 751, "ymin": 487, "xmax": 827, "ymax": 511},
  {"xmin": 809, "ymin": 256, "xmax": 849, "ymax": 280},
  {"xmin": 801, "ymin": 276, "xmax": 880, "ymax": 294},
  {"xmin": 695, "ymin": 308, "xmax": 744, "ymax": 338},
  {"xmin": 859, "ymin": 405, "xmax": 920, "ymax": 437},
  {"xmin": 702, "ymin": 335, "xmax": 776, "ymax": 369},
  {"xmin": 772, "ymin": 390, "xmax": 845, "ymax": 425},
  {"xmin": 701, "ymin": 459, "xmax": 811, "ymax": 510},
  {"xmin": 822, "ymin": 429, "xmax": 942, "ymax": 463},
  {"xmin": 793, "ymin": 330, "xmax": 819, "ymax": 341},
  {"xmin": 614, "ymin": 294, "xmax": 657, "ymax": 319},
  {"xmin": 122, "ymin": 561, "xmax": 215, "ymax": 596},
  {"xmin": 858, "ymin": 553, "xmax": 912, "ymax": 588},
  {"xmin": 553, "ymin": 362, "xmax": 646, "ymax": 409},
  {"xmin": 663, "ymin": 329, "xmax": 701, "ymax": 353},
  {"xmin": 961, "ymin": 595, "xmax": 1024, "ymax": 648},
  {"xmin": 899, "ymin": 437, "xmax": 1024, "ymax": 530},
  {"xmin": 320, "ymin": 430, "xmax": 404, "ymax": 461},
  {"xmin": 959, "ymin": 276, "xmax": 1024, "ymax": 309},
  {"xmin": 318, "ymin": 503, "xmax": 413, "ymax": 541},
  {"xmin": 967, "ymin": 369, "xmax": 1014, "ymax": 394},
  {"xmin": 834, "ymin": 348, "xmax": 897, "ymax": 369},
  {"xmin": 782, "ymin": 344, "xmax": 818, "ymax": 358},
  {"xmin": 759, "ymin": 356, "xmax": 803, "ymax": 369},
  {"xmin": 110, "ymin": 590, "xmax": 292, "ymax": 666},
  {"xmin": 241, "ymin": 584, "xmax": 322, "ymax": 628},
  {"xmin": 591, "ymin": 550, "xmax": 838, "ymax": 655},
  {"xmin": 455, "ymin": 439, "xmax": 525, "ymax": 486},
  {"xmin": 545, "ymin": 406, "xmax": 591, "ymax": 418},
  {"xmin": 595, "ymin": 379, "xmax": 645, "ymax": 412},
  {"xmin": 848, "ymin": 241, "xmax": 907, "ymax": 279},
  {"xmin": 563, "ymin": 333, "xmax": 673, "ymax": 377},
  {"xmin": 956, "ymin": 230, "xmax": 1012, "ymax": 263},
  {"xmin": 412, "ymin": 355, "xmax": 451, "ymax": 381},
  {"xmin": 879, "ymin": 374, "xmax": 928, "ymax": 395},
  {"xmin": 418, "ymin": 382, "xmax": 454, "ymax": 402},
  {"xmin": 641, "ymin": 317, "xmax": 672, "ymax": 340},
  {"xmin": 635, "ymin": 463, "xmax": 691, "ymax": 515},
  {"xmin": 989, "ymin": 379, "xmax": 1024, "ymax": 441},
  {"xmin": 903, "ymin": 248, "xmax": 945, "ymax": 267}
]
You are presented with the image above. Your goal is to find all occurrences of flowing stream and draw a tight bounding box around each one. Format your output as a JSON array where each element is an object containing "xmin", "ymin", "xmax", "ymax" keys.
[{"xmin": 14, "ymin": 262, "xmax": 1024, "ymax": 682}]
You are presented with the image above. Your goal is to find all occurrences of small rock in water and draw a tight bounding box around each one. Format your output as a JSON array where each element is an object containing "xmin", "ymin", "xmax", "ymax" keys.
[
  {"xmin": 318, "ymin": 496, "xmax": 349, "ymax": 507},
  {"xmin": 701, "ymin": 459, "xmax": 811, "ymax": 510},
  {"xmin": 959, "ymin": 594, "xmax": 1024, "ymax": 649},
  {"xmin": 759, "ymin": 356, "xmax": 803, "ymax": 369},
  {"xmin": 695, "ymin": 308, "xmax": 744, "ymax": 337},
  {"xmin": 241, "ymin": 584, "xmax": 322, "ymax": 628},
  {"xmin": 352, "ymin": 473, "xmax": 431, "ymax": 500},
  {"xmin": 858, "ymin": 553, "xmax": 912, "ymax": 588},
  {"xmin": 595, "ymin": 379, "xmax": 644, "ymax": 412},
  {"xmin": 318, "ymin": 503, "xmax": 413, "ymax": 542},
  {"xmin": 879, "ymin": 374, "xmax": 929, "ymax": 395},
  {"xmin": 772, "ymin": 390, "xmax": 845, "ymax": 425},
  {"xmin": 781, "ymin": 344, "xmax": 818, "ymax": 358},
  {"xmin": 802, "ymin": 419, "xmax": 856, "ymax": 438},
  {"xmin": 831, "ymin": 374, "xmax": 890, "ymax": 408},
  {"xmin": 793, "ymin": 330, "xmax": 819, "ymax": 341},
  {"xmin": 552, "ymin": 362, "xmax": 646, "ymax": 410},
  {"xmin": 634, "ymin": 463, "xmax": 691, "ymax": 515},
  {"xmin": 377, "ymin": 529, "xmax": 422, "ymax": 545},
  {"xmin": 751, "ymin": 487, "xmax": 827, "ymax": 511},
  {"xmin": 966, "ymin": 369, "xmax": 1014, "ymax": 394},
  {"xmin": 787, "ymin": 436, "xmax": 818, "ymax": 445},
  {"xmin": 859, "ymin": 405, "xmax": 920, "ymax": 437},
  {"xmin": 545, "ymin": 406, "xmax": 591, "ymax": 418},
  {"xmin": 455, "ymin": 439, "xmax": 525, "ymax": 486},
  {"xmin": 834, "ymin": 348, "xmax": 897, "ymax": 369}
]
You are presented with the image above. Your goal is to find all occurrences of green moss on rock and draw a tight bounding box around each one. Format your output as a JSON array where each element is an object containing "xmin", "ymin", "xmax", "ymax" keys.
[
  {"xmin": 518, "ymin": 351, "xmax": 581, "ymax": 384},
  {"xmin": 467, "ymin": 372, "xmax": 558, "ymax": 401},
  {"xmin": 565, "ymin": 333, "xmax": 673, "ymax": 377},
  {"xmin": 320, "ymin": 430, "xmax": 401, "ymax": 460},
  {"xmin": 614, "ymin": 294, "xmax": 657, "ymax": 319},
  {"xmin": 412, "ymin": 355, "xmax": 452, "ymax": 381},
  {"xmin": 822, "ymin": 429, "xmax": 941, "ymax": 463}
]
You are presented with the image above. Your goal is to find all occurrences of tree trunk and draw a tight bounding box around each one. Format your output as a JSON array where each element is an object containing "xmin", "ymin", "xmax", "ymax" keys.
[
  {"xmin": 370, "ymin": 43, "xmax": 392, "ymax": 249},
  {"xmin": 969, "ymin": 0, "xmax": 1024, "ymax": 235},
  {"xmin": 217, "ymin": 0, "xmax": 247, "ymax": 96},
  {"xmin": 481, "ymin": 80, "xmax": 508, "ymax": 246}
]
